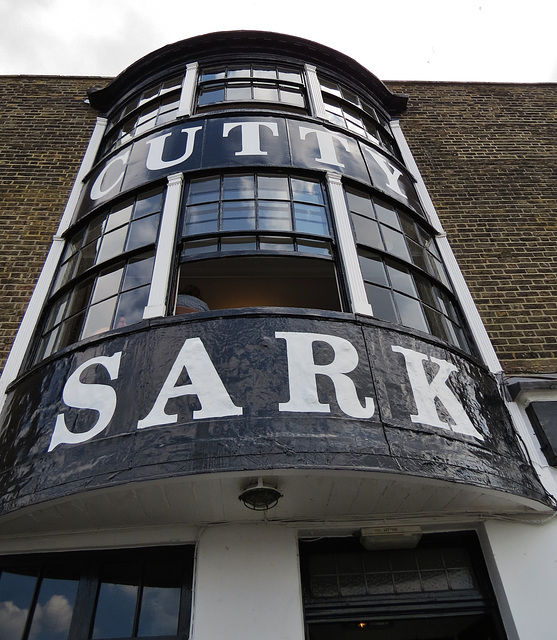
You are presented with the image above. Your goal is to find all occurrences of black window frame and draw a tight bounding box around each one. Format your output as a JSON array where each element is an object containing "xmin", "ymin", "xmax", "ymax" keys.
[{"xmin": 0, "ymin": 546, "xmax": 194, "ymax": 640}]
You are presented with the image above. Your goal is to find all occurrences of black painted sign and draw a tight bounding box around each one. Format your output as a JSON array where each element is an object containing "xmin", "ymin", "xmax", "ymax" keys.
[
  {"xmin": 76, "ymin": 116, "xmax": 420, "ymax": 220},
  {"xmin": 0, "ymin": 313, "xmax": 548, "ymax": 515}
]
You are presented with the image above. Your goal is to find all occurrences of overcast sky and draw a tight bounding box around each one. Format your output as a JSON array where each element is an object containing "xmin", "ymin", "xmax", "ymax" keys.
[{"xmin": 0, "ymin": 0, "xmax": 556, "ymax": 82}]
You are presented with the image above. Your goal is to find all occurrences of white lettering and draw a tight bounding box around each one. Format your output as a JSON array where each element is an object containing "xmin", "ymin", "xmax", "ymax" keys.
[
  {"xmin": 298, "ymin": 127, "xmax": 351, "ymax": 167},
  {"xmin": 276, "ymin": 331, "xmax": 375, "ymax": 419},
  {"xmin": 90, "ymin": 150, "xmax": 131, "ymax": 200},
  {"xmin": 145, "ymin": 126, "xmax": 202, "ymax": 170},
  {"xmin": 365, "ymin": 148, "xmax": 406, "ymax": 197},
  {"xmin": 222, "ymin": 121, "xmax": 279, "ymax": 156},
  {"xmin": 48, "ymin": 352, "xmax": 122, "ymax": 451},
  {"xmin": 137, "ymin": 337, "xmax": 243, "ymax": 429},
  {"xmin": 391, "ymin": 345, "xmax": 484, "ymax": 440}
]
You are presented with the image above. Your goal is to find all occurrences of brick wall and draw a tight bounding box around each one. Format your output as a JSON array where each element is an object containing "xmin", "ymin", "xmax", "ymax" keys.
[
  {"xmin": 389, "ymin": 81, "xmax": 557, "ymax": 374},
  {"xmin": 0, "ymin": 76, "xmax": 105, "ymax": 372},
  {"xmin": 0, "ymin": 77, "xmax": 555, "ymax": 376}
]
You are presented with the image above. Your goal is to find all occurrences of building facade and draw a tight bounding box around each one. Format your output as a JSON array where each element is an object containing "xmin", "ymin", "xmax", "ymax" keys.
[{"xmin": 0, "ymin": 31, "xmax": 556, "ymax": 640}]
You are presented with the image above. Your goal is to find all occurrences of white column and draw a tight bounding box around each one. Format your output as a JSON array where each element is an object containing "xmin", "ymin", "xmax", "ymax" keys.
[
  {"xmin": 177, "ymin": 62, "xmax": 198, "ymax": 117},
  {"xmin": 191, "ymin": 524, "xmax": 305, "ymax": 640},
  {"xmin": 0, "ymin": 117, "xmax": 108, "ymax": 410},
  {"xmin": 327, "ymin": 172, "xmax": 374, "ymax": 315},
  {"xmin": 304, "ymin": 64, "xmax": 327, "ymax": 120},
  {"xmin": 143, "ymin": 173, "xmax": 183, "ymax": 319},
  {"xmin": 390, "ymin": 119, "xmax": 502, "ymax": 374}
]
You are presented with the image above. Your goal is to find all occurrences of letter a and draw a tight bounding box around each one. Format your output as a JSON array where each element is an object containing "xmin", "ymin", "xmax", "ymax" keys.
[
  {"xmin": 391, "ymin": 345, "xmax": 484, "ymax": 440},
  {"xmin": 137, "ymin": 337, "xmax": 243, "ymax": 429}
]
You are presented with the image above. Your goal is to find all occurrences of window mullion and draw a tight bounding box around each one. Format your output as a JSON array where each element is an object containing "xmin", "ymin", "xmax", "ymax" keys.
[
  {"xmin": 327, "ymin": 172, "xmax": 373, "ymax": 316},
  {"xmin": 305, "ymin": 64, "xmax": 327, "ymax": 120},
  {"xmin": 143, "ymin": 173, "xmax": 183, "ymax": 319},
  {"xmin": 177, "ymin": 62, "xmax": 198, "ymax": 117}
]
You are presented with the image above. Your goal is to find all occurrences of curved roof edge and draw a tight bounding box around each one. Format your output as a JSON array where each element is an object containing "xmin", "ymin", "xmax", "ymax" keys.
[{"xmin": 88, "ymin": 30, "xmax": 408, "ymax": 114}]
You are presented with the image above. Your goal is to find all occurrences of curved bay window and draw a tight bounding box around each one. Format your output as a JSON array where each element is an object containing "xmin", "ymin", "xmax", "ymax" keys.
[
  {"xmin": 101, "ymin": 74, "xmax": 184, "ymax": 157},
  {"xmin": 33, "ymin": 187, "xmax": 165, "ymax": 363},
  {"xmin": 178, "ymin": 173, "xmax": 343, "ymax": 312},
  {"xmin": 346, "ymin": 186, "xmax": 475, "ymax": 354},
  {"xmin": 318, "ymin": 76, "xmax": 398, "ymax": 157},
  {"xmin": 197, "ymin": 63, "xmax": 307, "ymax": 111}
]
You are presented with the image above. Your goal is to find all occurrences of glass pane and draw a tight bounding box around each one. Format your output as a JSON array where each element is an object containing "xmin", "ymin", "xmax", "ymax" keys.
[
  {"xmin": 198, "ymin": 86, "xmax": 224, "ymax": 105},
  {"xmin": 96, "ymin": 226, "xmax": 127, "ymax": 264},
  {"xmin": 296, "ymin": 239, "xmax": 331, "ymax": 256},
  {"xmin": 201, "ymin": 68, "xmax": 225, "ymax": 81},
  {"xmin": 227, "ymin": 67, "xmax": 249, "ymax": 78},
  {"xmin": 278, "ymin": 69, "xmax": 301, "ymax": 83},
  {"xmin": 114, "ymin": 286, "xmax": 150, "ymax": 328},
  {"xmin": 28, "ymin": 573, "xmax": 79, "ymax": 640},
  {"xmin": 292, "ymin": 179, "xmax": 323, "ymax": 204},
  {"xmin": 424, "ymin": 306, "xmax": 451, "ymax": 343},
  {"xmin": 365, "ymin": 284, "xmax": 398, "ymax": 323},
  {"xmin": 91, "ymin": 266, "xmax": 124, "ymax": 304},
  {"xmin": 222, "ymin": 201, "xmax": 256, "ymax": 231},
  {"xmin": 382, "ymin": 227, "xmax": 411, "ymax": 261},
  {"xmin": 352, "ymin": 216, "xmax": 382, "ymax": 248},
  {"xmin": 359, "ymin": 253, "xmax": 388, "ymax": 287},
  {"xmin": 66, "ymin": 279, "xmax": 93, "ymax": 318},
  {"xmin": 339, "ymin": 574, "xmax": 366, "ymax": 596},
  {"xmin": 105, "ymin": 201, "xmax": 133, "ymax": 232},
  {"xmin": 310, "ymin": 575, "xmax": 339, "ymax": 598},
  {"xmin": 399, "ymin": 213, "xmax": 420, "ymax": 242},
  {"xmin": 258, "ymin": 201, "xmax": 292, "ymax": 231},
  {"xmin": 257, "ymin": 176, "xmax": 289, "ymax": 200},
  {"xmin": 374, "ymin": 199, "xmax": 400, "ymax": 229},
  {"xmin": 185, "ymin": 204, "xmax": 219, "ymax": 235},
  {"xmin": 188, "ymin": 178, "xmax": 220, "ymax": 204},
  {"xmin": 421, "ymin": 570, "xmax": 449, "ymax": 591},
  {"xmin": 0, "ymin": 569, "xmax": 37, "ymax": 640},
  {"xmin": 54, "ymin": 311, "xmax": 85, "ymax": 352},
  {"xmin": 252, "ymin": 67, "xmax": 277, "ymax": 79},
  {"xmin": 393, "ymin": 571, "xmax": 421, "ymax": 593},
  {"xmin": 279, "ymin": 89, "xmax": 305, "ymax": 107},
  {"xmin": 226, "ymin": 84, "xmax": 252, "ymax": 101},
  {"xmin": 346, "ymin": 190, "xmax": 373, "ymax": 218},
  {"xmin": 92, "ymin": 563, "xmax": 141, "ymax": 639},
  {"xmin": 386, "ymin": 261, "xmax": 416, "ymax": 296},
  {"xmin": 320, "ymin": 78, "xmax": 342, "ymax": 97},
  {"xmin": 134, "ymin": 190, "xmax": 163, "ymax": 219},
  {"xmin": 366, "ymin": 572, "xmax": 395, "ymax": 595},
  {"xmin": 122, "ymin": 254, "xmax": 155, "ymax": 290},
  {"xmin": 126, "ymin": 215, "xmax": 159, "ymax": 251},
  {"xmin": 182, "ymin": 239, "xmax": 218, "ymax": 256},
  {"xmin": 220, "ymin": 236, "xmax": 256, "ymax": 252},
  {"xmin": 259, "ymin": 236, "xmax": 294, "ymax": 251},
  {"xmin": 394, "ymin": 293, "xmax": 429, "ymax": 333},
  {"xmin": 137, "ymin": 560, "xmax": 181, "ymax": 637},
  {"xmin": 447, "ymin": 568, "xmax": 476, "ymax": 590},
  {"xmin": 253, "ymin": 85, "xmax": 279, "ymax": 101},
  {"xmin": 81, "ymin": 297, "xmax": 118, "ymax": 339},
  {"xmin": 293, "ymin": 203, "xmax": 328, "ymax": 235},
  {"xmin": 74, "ymin": 240, "xmax": 99, "ymax": 277},
  {"xmin": 83, "ymin": 215, "xmax": 105, "ymax": 246},
  {"xmin": 223, "ymin": 174, "xmax": 254, "ymax": 200},
  {"xmin": 45, "ymin": 293, "xmax": 70, "ymax": 331}
]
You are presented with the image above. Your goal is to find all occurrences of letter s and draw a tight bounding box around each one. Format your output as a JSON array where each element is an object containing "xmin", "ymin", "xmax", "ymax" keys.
[{"xmin": 48, "ymin": 352, "xmax": 122, "ymax": 452}]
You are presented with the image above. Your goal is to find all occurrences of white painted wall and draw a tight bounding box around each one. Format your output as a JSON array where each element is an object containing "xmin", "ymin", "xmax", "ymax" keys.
[
  {"xmin": 481, "ymin": 518, "xmax": 557, "ymax": 640},
  {"xmin": 191, "ymin": 523, "xmax": 306, "ymax": 640}
]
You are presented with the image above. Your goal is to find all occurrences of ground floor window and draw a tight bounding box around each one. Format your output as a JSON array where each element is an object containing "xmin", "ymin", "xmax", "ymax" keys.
[
  {"xmin": 0, "ymin": 546, "xmax": 194, "ymax": 640},
  {"xmin": 300, "ymin": 533, "xmax": 506, "ymax": 640}
]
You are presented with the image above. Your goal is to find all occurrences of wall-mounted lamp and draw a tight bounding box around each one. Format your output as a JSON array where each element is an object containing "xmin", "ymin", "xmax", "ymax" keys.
[{"xmin": 238, "ymin": 478, "xmax": 282, "ymax": 511}]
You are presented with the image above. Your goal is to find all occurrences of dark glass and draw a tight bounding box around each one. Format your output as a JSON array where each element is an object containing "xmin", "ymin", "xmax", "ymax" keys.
[
  {"xmin": 92, "ymin": 563, "xmax": 141, "ymax": 639},
  {"xmin": 359, "ymin": 253, "xmax": 388, "ymax": 287},
  {"xmin": 374, "ymin": 199, "xmax": 400, "ymax": 229},
  {"xmin": 183, "ymin": 239, "xmax": 218, "ymax": 255},
  {"xmin": 0, "ymin": 569, "xmax": 37, "ymax": 639},
  {"xmin": 198, "ymin": 86, "xmax": 225, "ymax": 105},
  {"xmin": 382, "ymin": 226, "xmax": 411, "ymax": 261},
  {"xmin": 125, "ymin": 215, "xmax": 159, "ymax": 251},
  {"xmin": 394, "ymin": 292, "xmax": 429, "ymax": 332},
  {"xmin": 220, "ymin": 236, "xmax": 257, "ymax": 252},
  {"xmin": 136, "ymin": 560, "xmax": 182, "ymax": 637},
  {"xmin": 28, "ymin": 572, "xmax": 79, "ymax": 640},
  {"xmin": 297, "ymin": 239, "xmax": 331, "ymax": 255},
  {"xmin": 352, "ymin": 216, "xmax": 382, "ymax": 248},
  {"xmin": 134, "ymin": 190, "xmax": 163, "ymax": 219},
  {"xmin": 114, "ymin": 285, "xmax": 150, "ymax": 328},
  {"xmin": 365, "ymin": 284, "xmax": 397, "ymax": 323},
  {"xmin": 386, "ymin": 260, "xmax": 416, "ymax": 296},
  {"xmin": 346, "ymin": 190, "xmax": 374, "ymax": 218}
]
